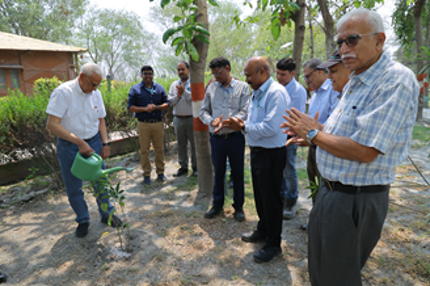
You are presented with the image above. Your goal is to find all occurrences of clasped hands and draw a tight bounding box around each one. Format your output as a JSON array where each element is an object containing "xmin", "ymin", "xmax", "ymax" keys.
[
  {"xmin": 280, "ymin": 108, "xmax": 320, "ymax": 147},
  {"xmin": 211, "ymin": 115, "xmax": 244, "ymax": 134},
  {"xmin": 176, "ymin": 83, "xmax": 185, "ymax": 97},
  {"xmin": 145, "ymin": 104, "xmax": 157, "ymax": 113}
]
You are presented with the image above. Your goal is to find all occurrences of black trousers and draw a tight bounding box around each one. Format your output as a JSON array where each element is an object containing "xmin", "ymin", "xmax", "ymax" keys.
[
  {"xmin": 307, "ymin": 145, "xmax": 321, "ymax": 204},
  {"xmin": 250, "ymin": 146, "xmax": 286, "ymax": 247},
  {"xmin": 308, "ymin": 182, "xmax": 389, "ymax": 286}
]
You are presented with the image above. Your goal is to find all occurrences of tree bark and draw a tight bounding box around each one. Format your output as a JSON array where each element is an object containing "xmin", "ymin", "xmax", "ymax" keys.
[
  {"xmin": 307, "ymin": 0, "xmax": 314, "ymax": 59},
  {"xmin": 191, "ymin": 0, "xmax": 213, "ymax": 196},
  {"xmin": 292, "ymin": 0, "xmax": 306, "ymax": 80},
  {"xmin": 316, "ymin": 0, "xmax": 334, "ymax": 59},
  {"xmin": 414, "ymin": 0, "xmax": 427, "ymax": 121}
]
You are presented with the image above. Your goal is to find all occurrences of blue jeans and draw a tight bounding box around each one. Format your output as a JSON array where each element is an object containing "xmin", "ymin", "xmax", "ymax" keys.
[
  {"xmin": 57, "ymin": 133, "xmax": 114, "ymax": 224},
  {"xmin": 281, "ymin": 143, "xmax": 299, "ymax": 200}
]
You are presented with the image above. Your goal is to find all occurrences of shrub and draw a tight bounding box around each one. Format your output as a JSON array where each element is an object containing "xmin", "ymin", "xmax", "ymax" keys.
[{"xmin": 33, "ymin": 77, "xmax": 63, "ymax": 97}]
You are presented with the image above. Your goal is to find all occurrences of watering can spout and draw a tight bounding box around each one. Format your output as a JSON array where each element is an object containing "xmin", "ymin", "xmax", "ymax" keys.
[{"xmin": 101, "ymin": 166, "xmax": 134, "ymax": 177}]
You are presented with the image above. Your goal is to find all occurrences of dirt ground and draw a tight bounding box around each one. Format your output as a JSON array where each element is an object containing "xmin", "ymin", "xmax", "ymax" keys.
[{"xmin": 0, "ymin": 141, "xmax": 429, "ymax": 286}]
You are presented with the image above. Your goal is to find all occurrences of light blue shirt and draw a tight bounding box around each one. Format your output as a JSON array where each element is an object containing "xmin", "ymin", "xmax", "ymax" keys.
[
  {"xmin": 308, "ymin": 79, "xmax": 339, "ymax": 124},
  {"xmin": 316, "ymin": 53, "xmax": 420, "ymax": 185},
  {"xmin": 245, "ymin": 78, "xmax": 290, "ymax": 148},
  {"xmin": 284, "ymin": 77, "xmax": 306, "ymax": 113}
]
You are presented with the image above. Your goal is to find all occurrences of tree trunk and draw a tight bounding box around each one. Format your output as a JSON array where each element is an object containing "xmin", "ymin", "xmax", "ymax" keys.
[
  {"xmin": 191, "ymin": 0, "xmax": 213, "ymax": 196},
  {"xmin": 307, "ymin": 0, "xmax": 314, "ymax": 59},
  {"xmin": 414, "ymin": 0, "xmax": 427, "ymax": 121},
  {"xmin": 292, "ymin": 0, "xmax": 306, "ymax": 80},
  {"xmin": 317, "ymin": 0, "xmax": 334, "ymax": 59}
]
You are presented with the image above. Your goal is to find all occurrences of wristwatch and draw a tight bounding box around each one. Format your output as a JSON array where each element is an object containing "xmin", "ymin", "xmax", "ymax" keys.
[
  {"xmin": 242, "ymin": 124, "xmax": 247, "ymax": 134},
  {"xmin": 306, "ymin": 129, "xmax": 319, "ymax": 145},
  {"xmin": 102, "ymin": 142, "xmax": 110, "ymax": 146}
]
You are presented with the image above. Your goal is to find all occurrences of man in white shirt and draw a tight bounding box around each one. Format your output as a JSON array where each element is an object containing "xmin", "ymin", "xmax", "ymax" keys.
[
  {"xmin": 168, "ymin": 61, "xmax": 197, "ymax": 177},
  {"xmin": 46, "ymin": 63, "xmax": 122, "ymax": 238}
]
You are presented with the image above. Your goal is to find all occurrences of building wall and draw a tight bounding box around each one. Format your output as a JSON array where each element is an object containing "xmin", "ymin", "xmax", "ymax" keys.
[{"xmin": 0, "ymin": 50, "xmax": 77, "ymax": 96}]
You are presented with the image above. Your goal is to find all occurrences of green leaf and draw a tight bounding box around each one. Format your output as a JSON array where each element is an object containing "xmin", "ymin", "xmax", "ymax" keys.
[
  {"xmin": 189, "ymin": 25, "xmax": 210, "ymax": 36},
  {"xmin": 101, "ymin": 203, "xmax": 108, "ymax": 212},
  {"xmin": 262, "ymin": 0, "xmax": 269, "ymax": 11},
  {"xmin": 194, "ymin": 34, "xmax": 210, "ymax": 44},
  {"xmin": 173, "ymin": 15, "xmax": 182, "ymax": 22},
  {"xmin": 171, "ymin": 36, "xmax": 185, "ymax": 46},
  {"xmin": 175, "ymin": 44, "xmax": 183, "ymax": 56},
  {"xmin": 182, "ymin": 27, "xmax": 192, "ymax": 39},
  {"xmin": 163, "ymin": 27, "xmax": 178, "ymax": 44},
  {"xmin": 208, "ymin": 0, "xmax": 219, "ymax": 6},
  {"xmin": 187, "ymin": 41, "xmax": 199, "ymax": 62},
  {"xmin": 271, "ymin": 18, "xmax": 281, "ymax": 40},
  {"xmin": 161, "ymin": 0, "xmax": 170, "ymax": 8},
  {"xmin": 290, "ymin": 2, "xmax": 300, "ymax": 11},
  {"xmin": 354, "ymin": 1, "xmax": 360, "ymax": 8}
]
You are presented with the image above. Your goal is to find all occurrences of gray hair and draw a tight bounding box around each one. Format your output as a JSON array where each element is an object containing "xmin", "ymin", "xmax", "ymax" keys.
[
  {"xmin": 337, "ymin": 8, "xmax": 384, "ymax": 33},
  {"xmin": 303, "ymin": 58, "xmax": 328, "ymax": 74},
  {"xmin": 81, "ymin": 63, "xmax": 103, "ymax": 77}
]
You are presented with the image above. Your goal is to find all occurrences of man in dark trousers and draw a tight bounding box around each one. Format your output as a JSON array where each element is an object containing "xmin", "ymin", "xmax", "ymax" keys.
[{"xmin": 226, "ymin": 57, "xmax": 290, "ymax": 263}]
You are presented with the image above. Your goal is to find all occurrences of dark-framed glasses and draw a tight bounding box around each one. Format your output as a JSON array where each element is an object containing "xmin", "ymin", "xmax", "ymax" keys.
[
  {"xmin": 142, "ymin": 72, "xmax": 153, "ymax": 76},
  {"xmin": 211, "ymin": 67, "xmax": 224, "ymax": 77},
  {"xmin": 304, "ymin": 69, "xmax": 316, "ymax": 81},
  {"xmin": 334, "ymin": 33, "xmax": 378, "ymax": 50}
]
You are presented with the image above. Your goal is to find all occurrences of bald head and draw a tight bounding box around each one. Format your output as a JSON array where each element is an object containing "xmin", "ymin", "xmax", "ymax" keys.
[{"xmin": 244, "ymin": 57, "xmax": 271, "ymax": 90}]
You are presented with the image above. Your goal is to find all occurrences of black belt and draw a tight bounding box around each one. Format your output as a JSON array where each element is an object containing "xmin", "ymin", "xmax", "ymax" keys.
[
  {"xmin": 250, "ymin": 146, "xmax": 285, "ymax": 152},
  {"xmin": 323, "ymin": 179, "xmax": 389, "ymax": 194},
  {"xmin": 139, "ymin": 118, "xmax": 164, "ymax": 123},
  {"xmin": 84, "ymin": 133, "xmax": 98, "ymax": 142},
  {"xmin": 210, "ymin": 131, "xmax": 240, "ymax": 139},
  {"xmin": 174, "ymin": 115, "xmax": 193, "ymax": 118}
]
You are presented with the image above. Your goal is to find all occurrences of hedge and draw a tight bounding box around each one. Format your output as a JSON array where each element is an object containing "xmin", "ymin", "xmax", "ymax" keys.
[{"xmin": 0, "ymin": 76, "xmax": 176, "ymax": 186}]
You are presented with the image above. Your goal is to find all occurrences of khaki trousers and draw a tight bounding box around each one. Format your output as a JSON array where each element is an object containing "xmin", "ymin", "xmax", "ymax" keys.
[{"xmin": 138, "ymin": 121, "xmax": 165, "ymax": 176}]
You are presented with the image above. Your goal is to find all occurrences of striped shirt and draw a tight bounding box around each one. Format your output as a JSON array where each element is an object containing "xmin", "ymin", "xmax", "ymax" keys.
[
  {"xmin": 199, "ymin": 79, "xmax": 250, "ymax": 135},
  {"xmin": 316, "ymin": 53, "xmax": 420, "ymax": 185},
  {"xmin": 168, "ymin": 79, "xmax": 193, "ymax": 116}
]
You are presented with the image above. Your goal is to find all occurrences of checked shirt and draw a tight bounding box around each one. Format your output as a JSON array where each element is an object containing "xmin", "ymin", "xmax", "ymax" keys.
[{"xmin": 316, "ymin": 53, "xmax": 420, "ymax": 186}]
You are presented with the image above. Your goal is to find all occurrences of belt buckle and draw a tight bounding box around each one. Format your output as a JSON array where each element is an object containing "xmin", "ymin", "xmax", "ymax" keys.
[{"xmin": 149, "ymin": 119, "xmax": 155, "ymax": 123}]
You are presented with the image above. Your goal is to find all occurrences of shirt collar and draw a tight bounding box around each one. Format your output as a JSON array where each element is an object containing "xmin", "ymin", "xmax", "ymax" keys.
[
  {"xmin": 316, "ymin": 79, "xmax": 331, "ymax": 92},
  {"xmin": 216, "ymin": 78, "xmax": 235, "ymax": 89},
  {"xmin": 254, "ymin": 77, "xmax": 272, "ymax": 94},
  {"xmin": 350, "ymin": 52, "xmax": 389, "ymax": 86},
  {"xmin": 285, "ymin": 77, "xmax": 296, "ymax": 90},
  {"xmin": 75, "ymin": 77, "xmax": 87, "ymax": 95}
]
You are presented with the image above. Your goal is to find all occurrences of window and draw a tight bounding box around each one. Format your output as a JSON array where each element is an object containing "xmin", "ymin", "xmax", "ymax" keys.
[{"xmin": 0, "ymin": 68, "xmax": 22, "ymax": 90}]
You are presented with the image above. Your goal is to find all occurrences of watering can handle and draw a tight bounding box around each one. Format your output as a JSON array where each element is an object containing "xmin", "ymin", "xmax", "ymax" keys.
[{"xmin": 80, "ymin": 151, "xmax": 97, "ymax": 159}]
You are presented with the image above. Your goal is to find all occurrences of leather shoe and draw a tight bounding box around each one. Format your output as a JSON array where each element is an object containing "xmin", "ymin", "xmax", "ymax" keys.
[
  {"xmin": 143, "ymin": 176, "xmax": 151, "ymax": 185},
  {"xmin": 300, "ymin": 223, "xmax": 308, "ymax": 231},
  {"xmin": 0, "ymin": 272, "xmax": 8, "ymax": 283},
  {"xmin": 173, "ymin": 168, "xmax": 188, "ymax": 177},
  {"xmin": 254, "ymin": 245, "xmax": 282, "ymax": 263},
  {"xmin": 233, "ymin": 209, "xmax": 245, "ymax": 222},
  {"xmin": 157, "ymin": 174, "xmax": 167, "ymax": 182},
  {"xmin": 241, "ymin": 231, "xmax": 266, "ymax": 243},
  {"xmin": 101, "ymin": 214, "xmax": 123, "ymax": 228},
  {"xmin": 204, "ymin": 207, "xmax": 223, "ymax": 219},
  {"xmin": 75, "ymin": 222, "xmax": 89, "ymax": 237}
]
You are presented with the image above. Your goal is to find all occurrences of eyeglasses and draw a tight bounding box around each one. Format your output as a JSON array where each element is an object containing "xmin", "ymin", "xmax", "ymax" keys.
[
  {"xmin": 86, "ymin": 76, "xmax": 100, "ymax": 88},
  {"xmin": 142, "ymin": 72, "xmax": 153, "ymax": 76},
  {"xmin": 304, "ymin": 69, "xmax": 316, "ymax": 81},
  {"xmin": 211, "ymin": 67, "xmax": 224, "ymax": 77},
  {"xmin": 334, "ymin": 33, "xmax": 378, "ymax": 50}
]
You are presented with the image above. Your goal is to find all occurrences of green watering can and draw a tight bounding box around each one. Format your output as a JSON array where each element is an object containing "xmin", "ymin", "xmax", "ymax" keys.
[{"xmin": 71, "ymin": 152, "xmax": 134, "ymax": 181}]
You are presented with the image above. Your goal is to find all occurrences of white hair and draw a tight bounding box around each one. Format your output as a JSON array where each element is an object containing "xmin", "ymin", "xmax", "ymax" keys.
[
  {"xmin": 80, "ymin": 63, "xmax": 102, "ymax": 77},
  {"xmin": 337, "ymin": 8, "xmax": 384, "ymax": 33}
]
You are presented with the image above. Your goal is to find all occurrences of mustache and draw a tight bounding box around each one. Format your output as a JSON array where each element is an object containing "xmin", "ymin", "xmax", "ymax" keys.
[{"xmin": 341, "ymin": 53, "xmax": 357, "ymax": 60}]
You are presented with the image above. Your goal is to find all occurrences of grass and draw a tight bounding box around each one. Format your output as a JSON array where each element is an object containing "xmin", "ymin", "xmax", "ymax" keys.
[{"xmin": 412, "ymin": 124, "xmax": 430, "ymax": 142}]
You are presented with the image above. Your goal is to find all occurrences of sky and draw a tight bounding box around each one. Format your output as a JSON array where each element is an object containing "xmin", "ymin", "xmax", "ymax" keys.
[{"xmin": 90, "ymin": 0, "xmax": 398, "ymax": 54}]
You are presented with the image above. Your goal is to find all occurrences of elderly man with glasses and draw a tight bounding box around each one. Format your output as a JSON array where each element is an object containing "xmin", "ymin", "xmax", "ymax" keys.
[
  {"xmin": 128, "ymin": 65, "xmax": 169, "ymax": 185},
  {"xmin": 46, "ymin": 63, "xmax": 122, "ymax": 237},
  {"xmin": 199, "ymin": 57, "xmax": 250, "ymax": 222},
  {"xmin": 282, "ymin": 8, "xmax": 420, "ymax": 286}
]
